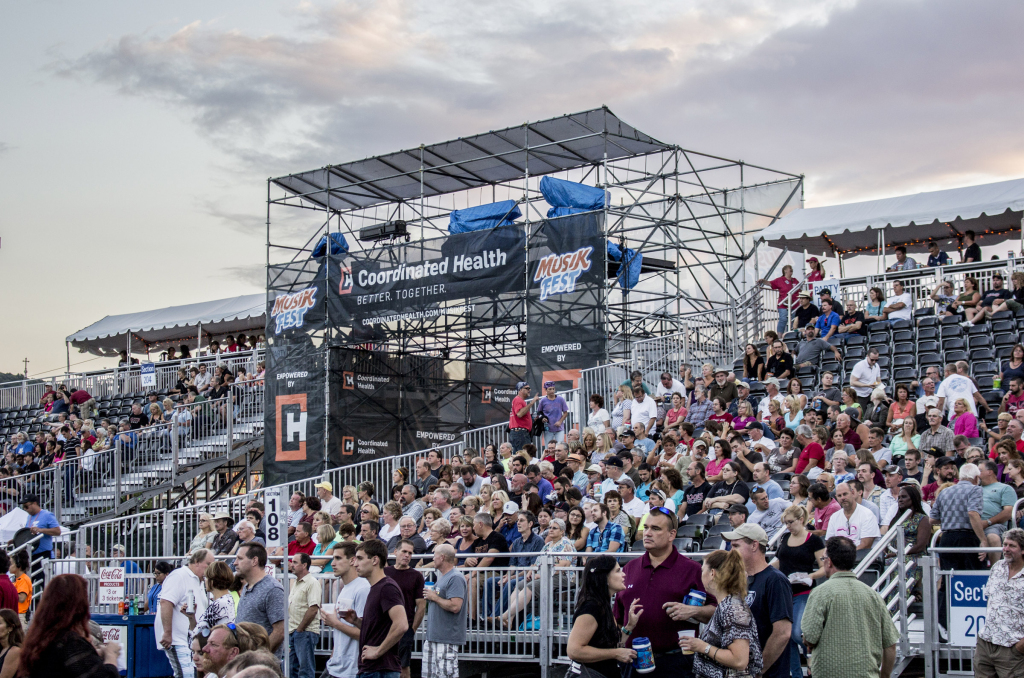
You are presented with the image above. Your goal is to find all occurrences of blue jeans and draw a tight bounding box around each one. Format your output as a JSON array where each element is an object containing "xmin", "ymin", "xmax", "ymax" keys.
[
  {"xmin": 789, "ymin": 592, "xmax": 809, "ymax": 678},
  {"xmin": 542, "ymin": 430, "xmax": 565, "ymax": 445},
  {"xmin": 163, "ymin": 645, "xmax": 195, "ymax": 678},
  {"xmin": 289, "ymin": 630, "xmax": 318, "ymax": 678},
  {"xmin": 777, "ymin": 309, "xmax": 789, "ymax": 335},
  {"xmin": 482, "ymin": 575, "xmax": 521, "ymax": 618},
  {"xmin": 509, "ymin": 428, "xmax": 531, "ymax": 453}
]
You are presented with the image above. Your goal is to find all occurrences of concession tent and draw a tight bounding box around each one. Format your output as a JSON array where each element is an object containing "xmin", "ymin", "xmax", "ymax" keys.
[
  {"xmin": 67, "ymin": 294, "xmax": 267, "ymax": 357},
  {"xmin": 758, "ymin": 177, "xmax": 1024, "ymax": 258}
]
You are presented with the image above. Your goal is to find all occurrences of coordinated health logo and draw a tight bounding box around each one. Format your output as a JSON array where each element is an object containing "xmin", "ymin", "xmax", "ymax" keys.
[
  {"xmin": 534, "ymin": 246, "xmax": 593, "ymax": 301},
  {"xmin": 271, "ymin": 287, "xmax": 317, "ymax": 334}
]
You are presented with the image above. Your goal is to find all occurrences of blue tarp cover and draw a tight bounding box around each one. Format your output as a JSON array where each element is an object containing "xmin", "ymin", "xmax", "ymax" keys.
[
  {"xmin": 449, "ymin": 200, "xmax": 521, "ymax": 234},
  {"xmin": 608, "ymin": 242, "xmax": 642, "ymax": 290},
  {"xmin": 540, "ymin": 176, "xmax": 607, "ymax": 211},
  {"xmin": 311, "ymin": 232, "xmax": 350, "ymax": 257}
]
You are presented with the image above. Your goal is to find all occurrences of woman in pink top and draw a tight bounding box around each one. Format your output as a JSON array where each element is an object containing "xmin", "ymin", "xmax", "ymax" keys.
[
  {"xmin": 806, "ymin": 257, "xmax": 824, "ymax": 282},
  {"xmin": 662, "ymin": 393, "xmax": 687, "ymax": 434},
  {"xmin": 705, "ymin": 439, "xmax": 732, "ymax": 483},
  {"xmin": 951, "ymin": 398, "xmax": 979, "ymax": 437}
]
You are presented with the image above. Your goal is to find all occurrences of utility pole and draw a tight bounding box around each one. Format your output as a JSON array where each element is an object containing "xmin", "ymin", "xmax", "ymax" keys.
[{"xmin": 22, "ymin": 358, "xmax": 28, "ymax": 378}]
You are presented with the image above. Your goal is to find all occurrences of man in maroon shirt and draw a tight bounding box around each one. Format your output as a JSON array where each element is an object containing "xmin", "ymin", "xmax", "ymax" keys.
[
  {"xmin": 614, "ymin": 508, "xmax": 716, "ymax": 677},
  {"xmin": 809, "ymin": 483, "xmax": 841, "ymax": 537},
  {"xmin": 288, "ymin": 523, "xmax": 317, "ymax": 556},
  {"xmin": 922, "ymin": 456, "xmax": 959, "ymax": 502},
  {"xmin": 0, "ymin": 552, "xmax": 16, "ymax": 611},
  {"xmin": 825, "ymin": 413, "xmax": 862, "ymax": 451}
]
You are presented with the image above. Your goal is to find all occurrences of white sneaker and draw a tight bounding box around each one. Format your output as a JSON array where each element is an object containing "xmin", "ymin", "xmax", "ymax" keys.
[{"xmin": 938, "ymin": 623, "xmax": 949, "ymax": 641}]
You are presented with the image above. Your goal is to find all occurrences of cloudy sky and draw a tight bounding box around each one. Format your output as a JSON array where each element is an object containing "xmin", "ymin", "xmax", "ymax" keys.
[{"xmin": 2, "ymin": 0, "xmax": 1022, "ymax": 378}]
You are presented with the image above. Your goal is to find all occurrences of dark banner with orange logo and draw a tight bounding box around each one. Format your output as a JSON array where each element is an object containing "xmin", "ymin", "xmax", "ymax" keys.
[
  {"xmin": 263, "ymin": 335, "xmax": 326, "ymax": 486},
  {"xmin": 525, "ymin": 212, "xmax": 606, "ymax": 392}
]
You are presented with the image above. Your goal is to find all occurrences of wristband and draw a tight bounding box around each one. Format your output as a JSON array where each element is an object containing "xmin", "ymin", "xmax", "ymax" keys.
[{"xmin": 622, "ymin": 626, "xmax": 632, "ymax": 636}]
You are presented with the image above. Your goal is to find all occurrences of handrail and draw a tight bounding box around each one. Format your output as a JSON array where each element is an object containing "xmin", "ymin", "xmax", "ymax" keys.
[{"xmin": 854, "ymin": 509, "xmax": 911, "ymax": 577}]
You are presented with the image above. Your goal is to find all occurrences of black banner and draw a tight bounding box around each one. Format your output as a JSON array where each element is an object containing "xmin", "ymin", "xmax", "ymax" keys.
[
  {"xmin": 468, "ymin": 361, "xmax": 526, "ymax": 427},
  {"xmin": 263, "ymin": 335, "xmax": 326, "ymax": 487},
  {"xmin": 526, "ymin": 213, "xmax": 607, "ymax": 390},
  {"xmin": 327, "ymin": 226, "xmax": 526, "ymax": 326}
]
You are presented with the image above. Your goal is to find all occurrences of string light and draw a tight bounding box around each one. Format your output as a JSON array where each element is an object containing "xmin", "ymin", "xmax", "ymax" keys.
[{"xmin": 806, "ymin": 223, "xmax": 1022, "ymax": 256}]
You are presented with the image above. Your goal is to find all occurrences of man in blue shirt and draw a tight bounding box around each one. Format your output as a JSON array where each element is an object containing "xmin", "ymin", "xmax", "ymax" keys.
[
  {"xmin": 814, "ymin": 298, "xmax": 841, "ymax": 341},
  {"xmin": 745, "ymin": 462, "xmax": 785, "ymax": 513},
  {"xmin": 525, "ymin": 464, "xmax": 553, "ymax": 503},
  {"xmin": 23, "ymin": 494, "xmax": 61, "ymax": 565},
  {"xmin": 584, "ymin": 503, "xmax": 626, "ymax": 554},
  {"xmin": 927, "ymin": 240, "xmax": 950, "ymax": 267}
]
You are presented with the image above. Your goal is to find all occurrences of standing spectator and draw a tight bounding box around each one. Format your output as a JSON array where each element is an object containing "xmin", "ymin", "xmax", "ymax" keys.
[
  {"xmin": 974, "ymin": 528, "xmax": 1024, "ymax": 677},
  {"xmin": 0, "ymin": 551, "xmax": 19, "ymax": 612},
  {"xmin": 587, "ymin": 394, "xmax": 612, "ymax": 432},
  {"xmin": 322, "ymin": 541, "xmax": 370, "ymax": 678},
  {"xmin": 631, "ymin": 389, "xmax": 659, "ymax": 438},
  {"xmin": 188, "ymin": 561, "xmax": 235, "ymax": 642},
  {"xmin": 800, "ymin": 537, "xmax": 899, "ymax": 678},
  {"xmin": 722, "ymin": 524, "xmax": 793, "ymax": 678},
  {"xmin": 806, "ymin": 257, "xmax": 825, "ymax": 282},
  {"xmin": 17, "ymin": 574, "xmax": 120, "ymax": 678},
  {"xmin": 850, "ymin": 349, "xmax": 882, "ymax": 412},
  {"xmin": 759, "ymin": 265, "xmax": 800, "ymax": 334},
  {"xmin": 8, "ymin": 552, "xmax": 31, "ymax": 628},
  {"xmin": 287, "ymin": 553, "xmax": 321, "ymax": 678},
  {"xmin": 926, "ymin": 240, "xmax": 950, "ymax": 266},
  {"xmin": 931, "ymin": 463, "xmax": 988, "ymax": 571},
  {"xmin": 887, "ymin": 245, "xmax": 919, "ymax": 271},
  {"xmin": 342, "ymin": 540, "xmax": 408, "ymax": 678},
  {"xmin": 677, "ymin": 548, "xmax": 763, "ymax": 678},
  {"xmin": 22, "ymin": 494, "xmax": 60, "ymax": 575},
  {"xmin": 422, "ymin": 544, "xmax": 467, "ymax": 678},
  {"xmin": 825, "ymin": 483, "xmax": 880, "ymax": 552},
  {"xmin": 614, "ymin": 508, "xmax": 716, "ymax": 678},
  {"xmin": 882, "ymin": 280, "xmax": 913, "ymax": 323},
  {"xmin": 772, "ymin": 505, "xmax": 826, "ymax": 678},
  {"xmin": 235, "ymin": 543, "xmax": 286, "ymax": 660},
  {"xmin": 156, "ymin": 550, "xmax": 214, "ymax": 678},
  {"xmin": 509, "ymin": 382, "xmax": 539, "ymax": 453},
  {"xmin": 209, "ymin": 512, "xmax": 239, "ymax": 556},
  {"xmin": 384, "ymin": 541, "xmax": 425, "ymax": 678},
  {"xmin": 537, "ymin": 381, "xmax": 569, "ymax": 445},
  {"xmin": 567, "ymin": 555, "xmax": 640, "ymax": 678},
  {"xmin": 979, "ymin": 460, "xmax": 1017, "ymax": 560},
  {"xmin": 961, "ymin": 229, "xmax": 982, "ymax": 263}
]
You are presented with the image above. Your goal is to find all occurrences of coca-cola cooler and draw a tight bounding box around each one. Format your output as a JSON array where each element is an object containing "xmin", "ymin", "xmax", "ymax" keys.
[{"xmin": 92, "ymin": 614, "xmax": 173, "ymax": 678}]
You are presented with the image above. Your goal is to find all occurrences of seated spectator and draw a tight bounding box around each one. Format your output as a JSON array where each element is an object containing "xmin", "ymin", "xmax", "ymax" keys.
[
  {"xmin": 882, "ymin": 280, "xmax": 913, "ymax": 324},
  {"xmin": 887, "ymin": 245, "xmax": 919, "ymax": 271},
  {"xmin": 890, "ymin": 418, "xmax": 921, "ymax": 460},
  {"xmin": 886, "ymin": 383, "xmax": 916, "ymax": 434},
  {"xmin": 765, "ymin": 343, "xmax": 794, "ymax": 382},
  {"xmin": 814, "ymin": 299, "xmax": 841, "ymax": 340},
  {"xmin": 836, "ymin": 298, "xmax": 867, "ymax": 340},
  {"xmin": 794, "ymin": 325, "xmax": 842, "ymax": 369},
  {"xmin": 971, "ymin": 273, "xmax": 1012, "ymax": 325},
  {"xmin": 931, "ymin": 280, "xmax": 958, "ymax": 316},
  {"xmin": 709, "ymin": 367, "xmax": 739, "ymax": 405},
  {"xmin": 732, "ymin": 400, "xmax": 759, "ymax": 433},
  {"xmin": 864, "ymin": 287, "xmax": 886, "ymax": 324},
  {"xmin": 958, "ymin": 276, "xmax": 983, "ymax": 322},
  {"xmin": 865, "ymin": 387, "xmax": 891, "ymax": 429},
  {"xmin": 708, "ymin": 398, "xmax": 734, "ymax": 432},
  {"xmin": 701, "ymin": 461, "xmax": 750, "ymax": 513},
  {"xmin": 919, "ymin": 409, "xmax": 955, "ymax": 454},
  {"xmin": 951, "ymin": 398, "xmax": 980, "ymax": 438},
  {"xmin": 926, "ymin": 240, "xmax": 951, "ymax": 266},
  {"xmin": 765, "ymin": 400, "xmax": 787, "ymax": 437},
  {"xmin": 991, "ymin": 271, "xmax": 1024, "ymax": 316},
  {"xmin": 743, "ymin": 344, "xmax": 766, "ymax": 382},
  {"xmin": 830, "ymin": 452, "xmax": 855, "ymax": 484},
  {"xmin": 840, "ymin": 388, "xmax": 863, "ymax": 420},
  {"xmin": 783, "ymin": 396, "xmax": 804, "ymax": 430},
  {"xmin": 791, "ymin": 291, "xmax": 820, "ymax": 330}
]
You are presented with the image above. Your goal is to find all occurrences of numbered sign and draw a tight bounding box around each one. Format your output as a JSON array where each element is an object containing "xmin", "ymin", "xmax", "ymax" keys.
[
  {"xmin": 140, "ymin": 363, "xmax": 156, "ymax": 387},
  {"xmin": 949, "ymin": 573, "xmax": 989, "ymax": 646},
  {"xmin": 264, "ymin": 488, "xmax": 286, "ymax": 549}
]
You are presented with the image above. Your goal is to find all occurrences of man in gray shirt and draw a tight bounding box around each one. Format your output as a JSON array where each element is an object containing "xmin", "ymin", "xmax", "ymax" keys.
[
  {"xmin": 422, "ymin": 544, "xmax": 467, "ymax": 678},
  {"xmin": 234, "ymin": 542, "xmax": 286, "ymax": 659},
  {"xmin": 794, "ymin": 325, "xmax": 842, "ymax": 368}
]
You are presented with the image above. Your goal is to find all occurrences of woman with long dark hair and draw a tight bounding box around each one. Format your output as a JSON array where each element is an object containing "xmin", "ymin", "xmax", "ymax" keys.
[
  {"xmin": 567, "ymin": 555, "xmax": 642, "ymax": 678},
  {"xmin": 885, "ymin": 484, "xmax": 931, "ymax": 594},
  {"xmin": 0, "ymin": 608, "xmax": 23, "ymax": 678},
  {"xmin": 567, "ymin": 506, "xmax": 590, "ymax": 551},
  {"xmin": 19, "ymin": 574, "xmax": 120, "ymax": 677},
  {"xmin": 743, "ymin": 344, "xmax": 765, "ymax": 382}
]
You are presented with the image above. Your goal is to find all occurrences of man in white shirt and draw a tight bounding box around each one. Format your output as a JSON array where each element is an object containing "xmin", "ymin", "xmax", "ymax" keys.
[
  {"xmin": 156, "ymin": 549, "xmax": 214, "ymax": 678},
  {"xmin": 757, "ymin": 378, "xmax": 787, "ymax": 422},
  {"xmin": 936, "ymin": 363, "xmax": 979, "ymax": 418},
  {"xmin": 916, "ymin": 377, "xmax": 940, "ymax": 415},
  {"xmin": 883, "ymin": 280, "xmax": 913, "ymax": 322},
  {"xmin": 850, "ymin": 349, "xmax": 882, "ymax": 410},
  {"xmin": 826, "ymin": 483, "xmax": 881, "ymax": 551},
  {"xmin": 615, "ymin": 477, "xmax": 648, "ymax": 518},
  {"xmin": 322, "ymin": 542, "xmax": 371, "ymax": 678},
  {"xmin": 630, "ymin": 389, "xmax": 659, "ymax": 436},
  {"xmin": 315, "ymin": 481, "xmax": 343, "ymax": 517},
  {"xmin": 878, "ymin": 466, "xmax": 904, "ymax": 531},
  {"xmin": 655, "ymin": 371, "xmax": 686, "ymax": 423},
  {"xmin": 866, "ymin": 428, "xmax": 892, "ymax": 465}
]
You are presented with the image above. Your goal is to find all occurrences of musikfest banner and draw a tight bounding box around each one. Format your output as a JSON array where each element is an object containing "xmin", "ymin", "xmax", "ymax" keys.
[
  {"xmin": 326, "ymin": 225, "xmax": 526, "ymax": 326},
  {"xmin": 525, "ymin": 212, "xmax": 607, "ymax": 391}
]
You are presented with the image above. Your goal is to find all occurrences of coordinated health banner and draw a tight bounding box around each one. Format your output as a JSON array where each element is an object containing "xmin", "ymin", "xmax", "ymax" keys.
[
  {"xmin": 327, "ymin": 226, "xmax": 526, "ymax": 326},
  {"xmin": 263, "ymin": 336, "xmax": 326, "ymax": 486}
]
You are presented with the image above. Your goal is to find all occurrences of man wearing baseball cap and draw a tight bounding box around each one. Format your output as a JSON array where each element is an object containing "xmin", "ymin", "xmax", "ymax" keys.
[
  {"xmin": 537, "ymin": 380, "xmax": 569, "ymax": 445},
  {"xmin": 792, "ymin": 290, "xmax": 820, "ymax": 330},
  {"xmin": 922, "ymin": 454, "xmax": 959, "ymax": 502},
  {"xmin": 600, "ymin": 456, "xmax": 625, "ymax": 497},
  {"xmin": 567, "ymin": 453, "xmax": 588, "ymax": 490},
  {"xmin": 508, "ymin": 382, "xmax": 538, "ymax": 453},
  {"xmin": 723, "ymin": 523, "xmax": 794, "ymax": 678},
  {"xmin": 879, "ymin": 465, "xmax": 905, "ymax": 529},
  {"xmin": 315, "ymin": 480, "xmax": 342, "ymax": 516}
]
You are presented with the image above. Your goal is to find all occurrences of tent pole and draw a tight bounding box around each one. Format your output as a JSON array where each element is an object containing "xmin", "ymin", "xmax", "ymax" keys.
[
  {"xmin": 66, "ymin": 342, "xmax": 70, "ymax": 376},
  {"xmin": 198, "ymin": 322, "xmax": 202, "ymax": 357}
]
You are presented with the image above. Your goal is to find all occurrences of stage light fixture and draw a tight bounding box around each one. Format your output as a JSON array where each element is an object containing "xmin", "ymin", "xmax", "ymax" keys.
[{"xmin": 358, "ymin": 220, "xmax": 408, "ymax": 243}]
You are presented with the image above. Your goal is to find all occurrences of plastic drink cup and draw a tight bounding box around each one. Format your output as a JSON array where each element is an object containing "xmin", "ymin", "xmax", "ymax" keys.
[
  {"xmin": 678, "ymin": 630, "xmax": 696, "ymax": 654},
  {"xmin": 424, "ymin": 582, "xmax": 436, "ymax": 593},
  {"xmin": 632, "ymin": 638, "xmax": 655, "ymax": 673},
  {"xmin": 683, "ymin": 589, "xmax": 707, "ymax": 607},
  {"xmin": 322, "ymin": 603, "xmax": 335, "ymax": 614},
  {"xmin": 994, "ymin": 377, "xmax": 1002, "ymax": 389},
  {"xmin": 338, "ymin": 597, "xmax": 354, "ymax": 612}
]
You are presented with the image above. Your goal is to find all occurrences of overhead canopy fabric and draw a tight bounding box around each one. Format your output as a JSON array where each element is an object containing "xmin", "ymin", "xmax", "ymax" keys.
[
  {"xmin": 270, "ymin": 107, "xmax": 670, "ymax": 212},
  {"xmin": 68, "ymin": 294, "xmax": 267, "ymax": 357},
  {"xmin": 759, "ymin": 178, "xmax": 1024, "ymax": 256}
]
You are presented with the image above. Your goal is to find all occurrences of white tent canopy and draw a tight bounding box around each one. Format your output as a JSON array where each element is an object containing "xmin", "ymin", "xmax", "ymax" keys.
[
  {"xmin": 68, "ymin": 294, "xmax": 267, "ymax": 357},
  {"xmin": 759, "ymin": 177, "xmax": 1024, "ymax": 257}
]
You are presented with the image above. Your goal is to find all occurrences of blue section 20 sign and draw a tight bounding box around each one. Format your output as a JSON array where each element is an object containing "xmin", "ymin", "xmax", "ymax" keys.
[{"xmin": 949, "ymin": 573, "xmax": 988, "ymax": 646}]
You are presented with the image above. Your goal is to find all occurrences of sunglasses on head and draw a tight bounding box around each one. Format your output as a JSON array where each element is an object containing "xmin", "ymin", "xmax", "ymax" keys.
[
  {"xmin": 650, "ymin": 506, "xmax": 674, "ymax": 519},
  {"xmin": 201, "ymin": 622, "xmax": 238, "ymax": 642}
]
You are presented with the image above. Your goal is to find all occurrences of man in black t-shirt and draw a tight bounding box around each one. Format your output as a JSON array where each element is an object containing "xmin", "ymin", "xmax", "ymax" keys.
[
  {"xmin": 961, "ymin": 229, "xmax": 982, "ymax": 263},
  {"xmin": 683, "ymin": 460, "xmax": 712, "ymax": 516},
  {"xmin": 345, "ymin": 540, "xmax": 408, "ymax": 676},
  {"xmin": 791, "ymin": 291, "xmax": 820, "ymax": 329},
  {"xmin": 384, "ymin": 541, "xmax": 425, "ymax": 678},
  {"xmin": 127, "ymin": 403, "xmax": 149, "ymax": 430},
  {"xmin": 765, "ymin": 341, "xmax": 794, "ymax": 381},
  {"xmin": 836, "ymin": 299, "xmax": 867, "ymax": 339},
  {"xmin": 702, "ymin": 461, "xmax": 751, "ymax": 512}
]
